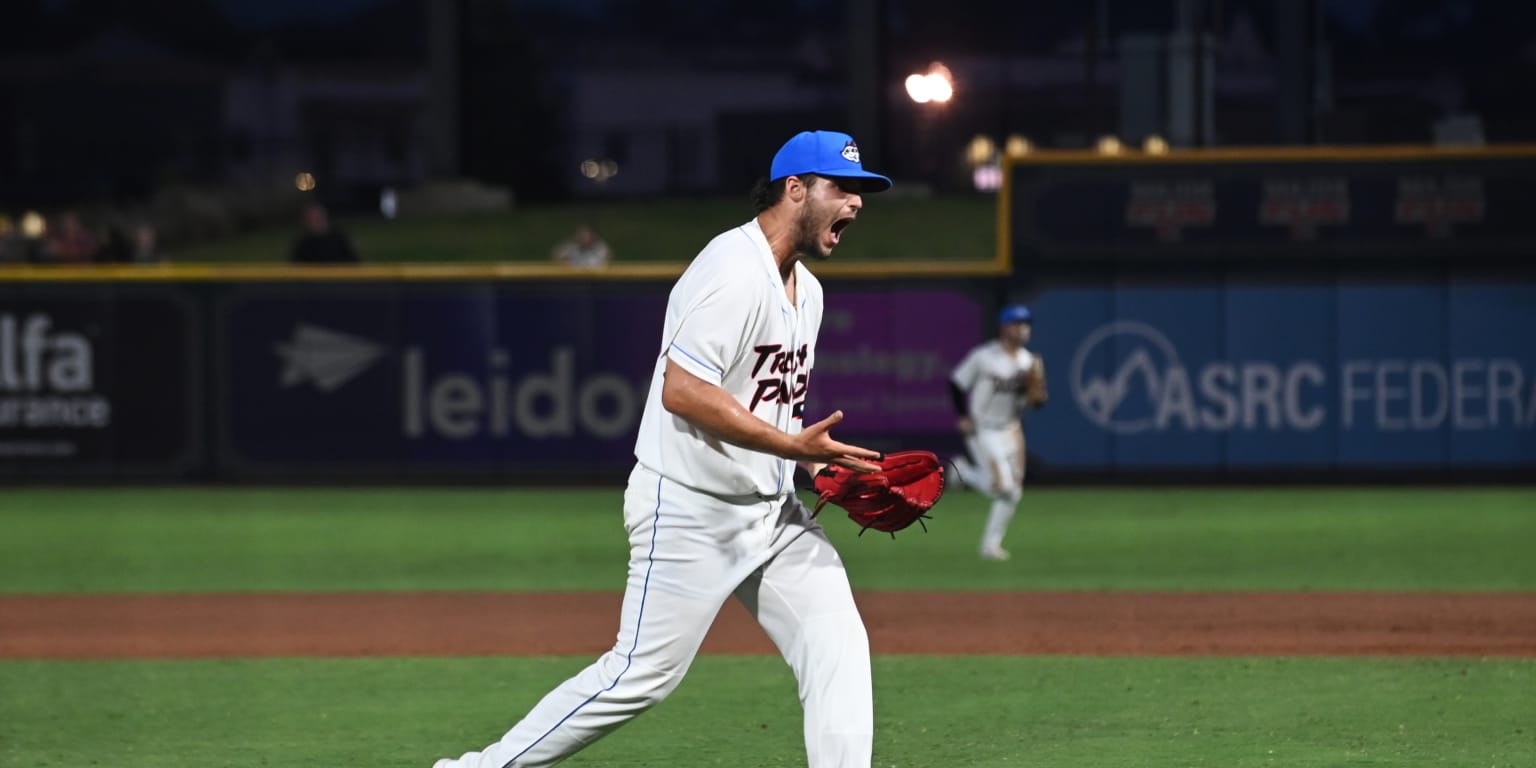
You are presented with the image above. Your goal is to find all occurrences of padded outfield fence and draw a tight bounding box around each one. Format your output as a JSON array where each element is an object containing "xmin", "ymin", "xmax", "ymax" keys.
[{"xmin": 1, "ymin": 146, "xmax": 1532, "ymax": 482}]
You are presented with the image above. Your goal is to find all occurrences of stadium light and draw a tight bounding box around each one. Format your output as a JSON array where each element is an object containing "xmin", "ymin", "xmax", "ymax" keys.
[
  {"xmin": 905, "ymin": 62, "xmax": 953, "ymax": 104},
  {"xmin": 20, "ymin": 211, "xmax": 45, "ymax": 239},
  {"xmin": 580, "ymin": 159, "xmax": 619, "ymax": 184},
  {"xmin": 966, "ymin": 135, "xmax": 997, "ymax": 167}
]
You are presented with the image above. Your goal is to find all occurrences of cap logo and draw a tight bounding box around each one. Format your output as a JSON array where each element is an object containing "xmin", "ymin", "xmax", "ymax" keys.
[{"xmin": 841, "ymin": 141, "xmax": 861, "ymax": 163}]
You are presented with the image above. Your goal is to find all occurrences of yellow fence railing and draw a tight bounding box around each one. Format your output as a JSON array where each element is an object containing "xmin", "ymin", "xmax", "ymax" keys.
[{"xmin": 0, "ymin": 258, "xmax": 1007, "ymax": 283}]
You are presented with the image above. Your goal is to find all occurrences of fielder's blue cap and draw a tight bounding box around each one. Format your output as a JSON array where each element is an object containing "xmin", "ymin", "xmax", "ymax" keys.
[
  {"xmin": 770, "ymin": 130, "xmax": 893, "ymax": 193},
  {"xmin": 999, "ymin": 304, "xmax": 1033, "ymax": 325}
]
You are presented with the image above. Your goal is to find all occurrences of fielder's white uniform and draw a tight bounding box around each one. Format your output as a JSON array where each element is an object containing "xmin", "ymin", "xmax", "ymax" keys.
[
  {"xmin": 950, "ymin": 341, "xmax": 1039, "ymax": 557},
  {"xmin": 438, "ymin": 219, "xmax": 872, "ymax": 768}
]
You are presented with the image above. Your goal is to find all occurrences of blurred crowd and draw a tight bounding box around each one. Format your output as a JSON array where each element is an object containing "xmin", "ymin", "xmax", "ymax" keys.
[
  {"xmin": 0, "ymin": 209, "xmax": 164, "ymax": 265},
  {"xmin": 0, "ymin": 202, "xmax": 373, "ymax": 266}
]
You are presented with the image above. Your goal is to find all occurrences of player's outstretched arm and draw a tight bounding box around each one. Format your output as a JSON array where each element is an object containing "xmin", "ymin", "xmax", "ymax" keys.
[{"xmin": 661, "ymin": 359, "xmax": 880, "ymax": 471}]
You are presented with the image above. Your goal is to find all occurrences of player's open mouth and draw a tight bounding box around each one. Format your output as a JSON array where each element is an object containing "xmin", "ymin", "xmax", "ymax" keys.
[{"xmin": 828, "ymin": 217, "xmax": 853, "ymax": 245}]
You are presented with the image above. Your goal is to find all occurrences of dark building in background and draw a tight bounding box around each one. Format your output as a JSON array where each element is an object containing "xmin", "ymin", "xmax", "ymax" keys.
[
  {"xmin": 2, "ymin": 0, "xmax": 1534, "ymax": 210},
  {"xmin": 0, "ymin": 31, "xmax": 227, "ymax": 207}
]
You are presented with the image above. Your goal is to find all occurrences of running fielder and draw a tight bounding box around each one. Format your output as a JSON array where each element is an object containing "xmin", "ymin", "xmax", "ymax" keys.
[
  {"xmin": 948, "ymin": 304, "xmax": 1047, "ymax": 561},
  {"xmin": 431, "ymin": 130, "xmax": 893, "ymax": 768}
]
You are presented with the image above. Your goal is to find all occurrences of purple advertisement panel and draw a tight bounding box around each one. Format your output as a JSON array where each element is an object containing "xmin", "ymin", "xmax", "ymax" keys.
[{"xmin": 804, "ymin": 289, "xmax": 983, "ymax": 435}]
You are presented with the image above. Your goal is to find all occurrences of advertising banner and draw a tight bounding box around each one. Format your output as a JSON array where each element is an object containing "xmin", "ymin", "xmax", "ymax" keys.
[
  {"xmin": 218, "ymin": 284, "xmax": 982, "ymax": 476},
  {"xmin": 805, "ymin": 289, "xmax": 982, "ymax": 436},
  {"xmin": 1025, "ymin": 282, "xmax": 1536, "ymax": 470},
  {"xmin": 0, "ymin": 287, "xmax": 199, "ymax": 477},
  {"xmin": 1009, "ymin": 154, "xmax": 1535, "ymax": 262},
  {"xmin": 219, "ymin": 285, "xmax": 666, "ymax": 474}
]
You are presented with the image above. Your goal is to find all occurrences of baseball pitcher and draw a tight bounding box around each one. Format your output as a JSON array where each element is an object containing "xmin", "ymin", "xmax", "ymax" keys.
[{"xmin": 431, "ymin": 131, "xmax": 901, "ymax": 768}]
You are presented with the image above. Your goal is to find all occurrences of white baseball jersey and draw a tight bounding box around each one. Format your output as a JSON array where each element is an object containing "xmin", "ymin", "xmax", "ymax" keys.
[
  {"xmin": 950, "ymin": 341, "xmax": 1037, "ymax": 429},
  {"xmin": 634, "ymin": 218, "xmax": 823, "ymax": 498}
]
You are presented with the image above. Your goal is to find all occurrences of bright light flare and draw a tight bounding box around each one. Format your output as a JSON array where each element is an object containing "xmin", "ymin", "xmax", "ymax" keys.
[
  {"xmin": 1005, "ymin": 135, "xmax": 1033, "ymax": 158},
  {"xmin": 966, "ymin": 135, "xmax": 997, "ymax": 166},
  {"xmin": 20, "ymin": 211, "xmax": 45, "ymax": 239},
  {"xmin": 580, "ymin": 158, "xmax": 619, "ymax": 183},
  {"xmin": 905, "ymin": 63, "xmax": 954, "ymax": 104}
]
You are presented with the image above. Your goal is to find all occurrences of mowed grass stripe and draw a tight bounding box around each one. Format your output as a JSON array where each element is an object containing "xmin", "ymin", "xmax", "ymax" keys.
[
  {"xmin": 2, "ymin": 487, "xmax": 1533, "ymax": 593},
  {"xmin": 1, "ymin": 656, "xmax": 1531, "ymax": 768}
]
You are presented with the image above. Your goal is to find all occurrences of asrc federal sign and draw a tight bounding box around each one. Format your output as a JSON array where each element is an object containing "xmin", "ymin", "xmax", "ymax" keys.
[{"xmin": 1026, "ymin": 283, "xmax": 1536, "ymax": 470}]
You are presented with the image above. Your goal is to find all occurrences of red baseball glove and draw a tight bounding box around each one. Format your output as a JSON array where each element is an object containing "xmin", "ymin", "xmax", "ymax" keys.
[
  {"xmin": 812, "ymin": 450, "xmax": 946, "ymax": 536},
  {"xmin": 1025, "ymin": 357, "xmax": 1049, "ymax": 410}
]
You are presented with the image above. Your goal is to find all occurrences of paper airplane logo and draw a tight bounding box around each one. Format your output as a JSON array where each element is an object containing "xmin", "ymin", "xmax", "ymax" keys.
[{"xmin": 275, "ymin": 323, "xmax": 385, "ymax": 392}]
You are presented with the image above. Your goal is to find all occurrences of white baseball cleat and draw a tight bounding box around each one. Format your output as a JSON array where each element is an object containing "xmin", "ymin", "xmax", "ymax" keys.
[
  {"xmin": 979, "ymin": 545, "xmax": 1011, "ymax": 561},
  {"xmin": 432, "ymin": 759, "xmax": 453, "ymax": 768}
]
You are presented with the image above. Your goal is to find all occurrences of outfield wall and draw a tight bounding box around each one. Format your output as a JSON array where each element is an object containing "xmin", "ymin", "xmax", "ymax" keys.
[
  {"xmin": 999, "ymin": 145, "xmax": 1536, "ymax": 480},
  {"xmin": 2, "ymin": 147, "xmax": 1534, "ymax": 482},
  {"xmin": 0, "ymin": 277, "xmax": 1000, "ymax": 481},
  {"xmin": 1, "ymin": 275, "xmax": 1532, "ymax": 483}
]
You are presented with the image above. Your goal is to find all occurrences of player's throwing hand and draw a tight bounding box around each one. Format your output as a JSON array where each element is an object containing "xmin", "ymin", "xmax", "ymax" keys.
[{"xmin": 792, "ymin": 410, "xmax": 882, "ymax": 473}]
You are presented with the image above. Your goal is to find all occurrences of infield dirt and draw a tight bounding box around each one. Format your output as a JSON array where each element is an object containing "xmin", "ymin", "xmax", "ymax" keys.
[{"xmin": 2, "ymin": 591, "xmax": 1533, "ymax": 659}]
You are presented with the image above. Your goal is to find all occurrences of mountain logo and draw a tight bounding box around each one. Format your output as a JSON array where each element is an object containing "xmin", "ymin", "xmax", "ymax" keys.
[
  {"xmin": 1070, "ymin": 321, "xmax": 1183, "ymax": 434},
  {"xmin": 274, "ymin": 324, "xmax": 385, "ymax": 392}
]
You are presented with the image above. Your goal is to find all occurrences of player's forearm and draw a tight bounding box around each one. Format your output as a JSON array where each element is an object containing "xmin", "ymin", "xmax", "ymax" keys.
[
  {"xmin": 948, "ymin": 380, "xmax": 968, "ymax": 416},
  {"xmin": 661, "ymin": 360, "xmax": 796, "ymax": 458}
]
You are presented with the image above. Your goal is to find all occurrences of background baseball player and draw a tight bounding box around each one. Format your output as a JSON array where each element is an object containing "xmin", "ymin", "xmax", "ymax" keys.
[
  {"xmin": 948, "ymin": 304, "xmax": 1047, "ymax": 561},
  {"xmin": 430, "ymin": 130, "xmax": 892, "ymax": 768}
]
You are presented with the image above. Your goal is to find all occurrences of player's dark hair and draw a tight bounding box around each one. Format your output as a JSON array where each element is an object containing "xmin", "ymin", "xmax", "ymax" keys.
[{"xmin": 751, "ymin": 173, "xmax": 822, "ymax": 212}]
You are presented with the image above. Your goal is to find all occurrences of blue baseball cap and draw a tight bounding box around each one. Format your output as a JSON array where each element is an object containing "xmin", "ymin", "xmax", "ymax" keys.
[
  {"xmin": 999, "ymin": 304, "xmax": 1033, "ymax": 325},
  {"xmin": 770, "ymin": 130, "xmax": 892, "ymax": 193}
]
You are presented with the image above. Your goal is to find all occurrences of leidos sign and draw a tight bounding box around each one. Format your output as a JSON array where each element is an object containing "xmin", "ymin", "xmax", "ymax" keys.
[
  {"xmin": 266, "ymin": 322, "xmax": 640, "ymax": 442},
  {"xmin": 222, "ymin": 291, "xmax": 660, "ymax": 471},
  {"xmin": 0, "ymin": 313, "xmax": 110, "ymax": 429},
  {"xmin": 401, "ymin": 346, "xmax": 638, "ymax": 440}
]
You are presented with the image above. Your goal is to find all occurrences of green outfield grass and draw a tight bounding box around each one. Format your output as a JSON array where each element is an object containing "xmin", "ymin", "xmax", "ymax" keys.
[
  {"xmin": 2, "ymin": 487, "xmax": 1533, "ymax": 593},
  {"xmin": 1, "ymin": 656, "xmax": 1530, "ymax": 768},
  {"xmin": 3, "ymin": 486, "xmax": 1532, "ymax": 768},
  {"xmin": 164, "ymin": 195, "xmax": 997, "ymax": 264}
]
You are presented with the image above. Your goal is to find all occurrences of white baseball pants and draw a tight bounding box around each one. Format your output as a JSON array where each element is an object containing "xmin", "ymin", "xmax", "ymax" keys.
[
  {"xmin": 962, "ymin": 422, "xmax": 1025, "ymax": 552},
  {"xmin": 438, "ymin": 463, "xmax": 873, "ymax": 768}
]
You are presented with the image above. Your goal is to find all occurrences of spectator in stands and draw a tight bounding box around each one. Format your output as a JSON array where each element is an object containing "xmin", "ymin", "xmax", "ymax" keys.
[
  {"xmin": 131, "ymin": 222, "xmax": 165, "ymax": 263},
  {"xmin": 290, "ymin": 202, "xmax": 359, "ymax": 264},
  {"xmin": 102, "ymin": 219, "xmax": 165, "ymax": 263},
  {"xmin": 551, "ymin": 223, "xmax": 612, "ymax": 269},
  {"xmin": 47, "ymin": 210, "xmax": 100, "ymax": 263}
]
